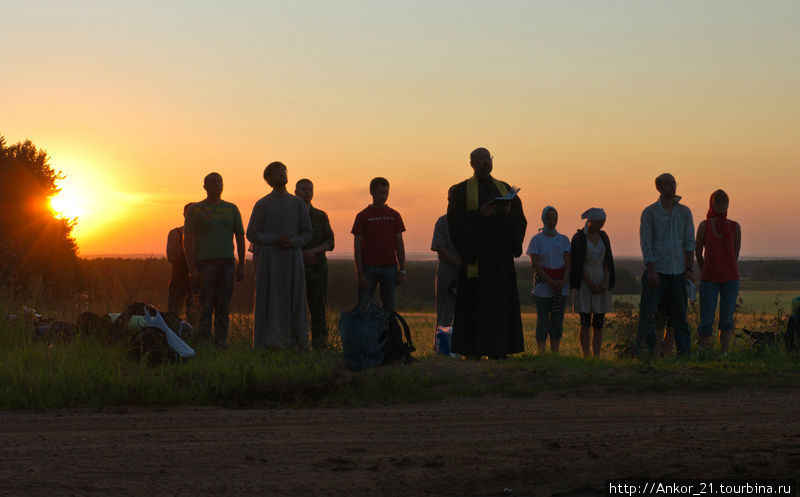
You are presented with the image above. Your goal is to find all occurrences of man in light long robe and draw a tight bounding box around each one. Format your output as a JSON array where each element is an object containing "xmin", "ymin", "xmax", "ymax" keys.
[{"xmin": 247, "ymin": 162, "xmax": 313, "ymax": 350}]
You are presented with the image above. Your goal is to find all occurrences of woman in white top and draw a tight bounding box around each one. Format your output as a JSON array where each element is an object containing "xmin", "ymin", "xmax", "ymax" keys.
[
  {"xmin": 569, "ymin": 208, "xmax": 615, "ymax": 357},
  {"xmin": 527, "ymin": 206, "xmax": 571, "ymax": 353}
]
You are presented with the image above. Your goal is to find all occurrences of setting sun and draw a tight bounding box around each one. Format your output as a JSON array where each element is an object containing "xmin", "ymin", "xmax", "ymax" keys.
[
  {"xmin": 49, "ymin": 179, "xmax": 87, "ymax": 221},
  {"xmin": 44, "ymin": 158, "xmax": 134, "ymax": 250}
]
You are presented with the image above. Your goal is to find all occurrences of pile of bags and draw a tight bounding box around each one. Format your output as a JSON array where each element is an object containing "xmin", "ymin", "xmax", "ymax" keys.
[{"xmin": 8, "ymin": 303, "xmax": 195, "ymax": 366}]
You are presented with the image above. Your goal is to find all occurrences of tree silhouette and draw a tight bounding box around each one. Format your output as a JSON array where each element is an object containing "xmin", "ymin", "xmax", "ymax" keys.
[{"xmin": 0, "ymin": 134, "xmax": 79, "ymax": 292}]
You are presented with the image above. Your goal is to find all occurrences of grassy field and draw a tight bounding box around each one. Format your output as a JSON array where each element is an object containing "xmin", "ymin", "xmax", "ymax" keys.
[
  {"xmin": 3, "ymin": 270, "xmax": 798, "ymax": 411},
  {"xmin": 337, "ymin": 309, "xmax": 794, "ymax": 360},
  {"xmin": 614, "ymin": 286, "xmax": 800, "ymax": 314},
  {"xmin": 3, "ymin": 298, "xmax": 799, "ymax": 411}
]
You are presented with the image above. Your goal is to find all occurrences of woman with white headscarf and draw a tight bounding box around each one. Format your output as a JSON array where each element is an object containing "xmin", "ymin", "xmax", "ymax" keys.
[
  {"xmin": 569, "ymin": 208, "xmax": 615, "ymax": 357},
  {"xmin": 527, "ymin": 206, "xmax": 571, "ymax": 353}
]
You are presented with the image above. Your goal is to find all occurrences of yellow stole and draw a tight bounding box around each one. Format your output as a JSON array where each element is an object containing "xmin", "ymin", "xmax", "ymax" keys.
[{"xmin": 465, "ymin": 176, "xmax": 508, "ymax": 278}]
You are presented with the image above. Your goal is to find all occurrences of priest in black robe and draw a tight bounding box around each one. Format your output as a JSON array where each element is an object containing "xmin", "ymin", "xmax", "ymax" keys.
[{"xmin": 447, "ymin": 147, "xmax": 527, "ymax": 358}]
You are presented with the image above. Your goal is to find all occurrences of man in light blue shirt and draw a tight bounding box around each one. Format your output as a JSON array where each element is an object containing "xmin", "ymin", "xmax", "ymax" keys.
[{"xmin": 637, "ymin": 173, "xmax": 696, "ymax": 355}]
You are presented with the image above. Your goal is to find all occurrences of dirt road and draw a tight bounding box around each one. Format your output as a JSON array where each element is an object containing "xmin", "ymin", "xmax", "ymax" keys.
[{"xmin": 1, "ymin": 388, "xmax": 798, "ymax": 497}]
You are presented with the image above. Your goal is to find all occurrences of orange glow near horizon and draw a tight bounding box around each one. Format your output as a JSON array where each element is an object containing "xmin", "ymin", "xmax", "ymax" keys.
[
  {"xmin": 44, "ymin": 157, "xmax": 140, "ymax": 249},
  {"xmin": 4, "ymin": 2, "xmax": 799, "ymax": 258}
]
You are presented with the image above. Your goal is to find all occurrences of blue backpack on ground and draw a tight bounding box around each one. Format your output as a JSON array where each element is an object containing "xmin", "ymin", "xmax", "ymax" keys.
[{"xmin": 338, "ymin": 298, "xmax": 415, "ymax": 371}]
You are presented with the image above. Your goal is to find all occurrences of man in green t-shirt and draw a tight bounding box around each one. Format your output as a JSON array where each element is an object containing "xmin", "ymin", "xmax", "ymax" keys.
[{"xmin": 183, "ymin": 172, "xmax": 246, "ymax": 349}]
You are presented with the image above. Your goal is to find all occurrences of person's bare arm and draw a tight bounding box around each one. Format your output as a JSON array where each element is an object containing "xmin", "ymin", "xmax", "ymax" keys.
[
  {"xmin": 395, "ymin": 233, "xmax": 406, "ymax": 285},
  {"xmin": 235, "ymin": 232, "xmax": 246, "ymax": 281},
  {"xmin": 183, "ymin": 232, "xmax": 199, "ymax": 285},
  {"xmin": 684, "ymin": 249, "xmax": 695, "ymax": 283},
  {"xmin": 354, "ymin": 235, "xmax": 366, "ymax": 288},
  {"xmin": 558, "ymin": 252, "xmax": 570, "ymax": 293},
  {"xmin": 531, "ymin": 254, "xmax": 557, "ymax": 288},
  {"xmin": 695, "ymin": 221, "xmax": 706, "ymax": 271},
  {"xmin": 167, "ymin": 229, "xmax": 182, "ymax": 263},
  {"xmin": 734, "ymin": 222, "xmax": 742, "ymax": 260}
]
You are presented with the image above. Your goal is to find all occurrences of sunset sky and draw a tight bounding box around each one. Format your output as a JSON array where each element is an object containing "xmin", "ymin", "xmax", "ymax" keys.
[{"xmin": 3, "ymin": 1, "xmax": 799, "ymax": 258}]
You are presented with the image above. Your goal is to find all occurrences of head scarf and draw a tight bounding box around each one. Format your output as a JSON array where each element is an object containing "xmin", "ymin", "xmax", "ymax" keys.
[
  {"xmin": 581, "ymin": 207, "xmax": 606, "ymax": 229},
  {"xmin": 539, "ymin": 206, "xmax": 558, "ymax": 235},
  {"xmin": 706, "ymin": 192, "xmax": 732, "ymax": 238}
]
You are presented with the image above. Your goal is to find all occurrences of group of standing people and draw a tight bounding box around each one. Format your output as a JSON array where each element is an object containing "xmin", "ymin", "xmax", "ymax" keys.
[
  {"xmin": 167, "ymin": 148, "xmax": 742, "ymax": 359},
  {"xmin": 166, "ymin": 168, "xmax": 334, "ymax": 351},
  {"xmin": 636, "ymin": 174, "xmax": 741, "ymax": 357},
  {"xmin": 431, "ymin": 147, "xmax": 607, "ymax": 360},
  {"xmin": 524, "ymin": 206, "xmax": 615, "ymax": 357},
  {"xmin": 432, "ymin": 152, "xmax": 741, "ymax": 359},
  {"xmin": 166, "ymin": 165, "xmax": 407, "ymax": 353}
]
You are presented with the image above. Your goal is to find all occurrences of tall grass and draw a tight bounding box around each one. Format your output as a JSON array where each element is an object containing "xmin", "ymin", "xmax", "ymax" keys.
[{"xmin": 2, "ymin": 288, "xmax": 799, "ymax": 411}]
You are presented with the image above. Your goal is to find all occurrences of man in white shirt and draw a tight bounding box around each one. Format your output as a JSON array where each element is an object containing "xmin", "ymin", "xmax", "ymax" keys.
[{"xmin": 637, "ymin": 173, "xmax": 696, "ymax": 355}]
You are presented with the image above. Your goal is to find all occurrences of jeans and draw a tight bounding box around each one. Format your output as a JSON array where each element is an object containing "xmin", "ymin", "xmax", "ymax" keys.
[
  {"xmin": 698, "ymin": 280, "xmax": 739, "ymax": 337},
  {"xmin": 197, "ymin": 258, "xmax": 235, "ymax": 345},
  {"xmin": 359, "ymin": 265, "xmax": 398, "ymax": 311},
  {"xmin": 637, "ymin": 272, "xmax": 690, "ymax": 355},
  {"xmin": 534, "ymin": 296, "xmax": 565, "ymax": 342}
]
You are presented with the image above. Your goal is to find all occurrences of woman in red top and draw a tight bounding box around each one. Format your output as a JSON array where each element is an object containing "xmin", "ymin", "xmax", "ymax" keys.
[{"xmin": 695, "ymin": 189, "xmax": 742, "ymax": 354}]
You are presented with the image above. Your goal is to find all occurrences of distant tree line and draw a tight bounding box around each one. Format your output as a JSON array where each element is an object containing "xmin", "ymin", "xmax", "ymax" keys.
[
  {"xmin": 737, "ymin": 260, "xmax": 800, "ymax": 281},
  {"xmin": 24, "ymin": 258, "xmax": 641, "ymax": 316},
  {"xmin": 616, "ymin": 258, "xmax": 800, "ymax": 282},
  {"xmin": 54, "ymin": 258, "xmax": 800, "ymax": 312},
  {"xmin": 10, "ymin": 255, "xmax": 799, "ymax": 317}
]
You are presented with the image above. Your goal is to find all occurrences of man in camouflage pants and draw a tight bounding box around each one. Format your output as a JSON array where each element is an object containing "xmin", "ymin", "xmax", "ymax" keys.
[{"xmin": 295, "ymin": 179, "xmax": 335, "ymax": 350}]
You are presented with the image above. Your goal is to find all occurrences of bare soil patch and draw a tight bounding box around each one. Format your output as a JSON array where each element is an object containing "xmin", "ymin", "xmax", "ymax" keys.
[{"xmin": 2, "ymin": 388, "xmax": 799, "ymax": 497}]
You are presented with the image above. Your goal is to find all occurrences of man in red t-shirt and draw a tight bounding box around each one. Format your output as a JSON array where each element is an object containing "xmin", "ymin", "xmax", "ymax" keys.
[{"xmin": 351, "ymin": 177, "xmax": 406, "ymax": 311}]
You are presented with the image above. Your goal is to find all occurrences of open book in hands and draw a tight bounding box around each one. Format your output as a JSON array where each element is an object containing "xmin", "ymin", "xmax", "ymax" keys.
[{"xmin": 492, "ymin": 185, "xmax": 520, "ymax": 204}]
